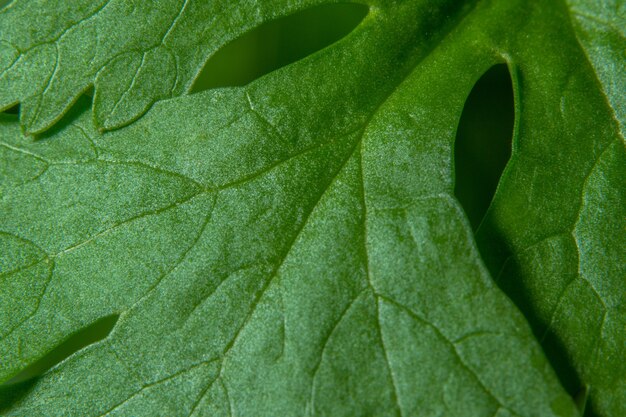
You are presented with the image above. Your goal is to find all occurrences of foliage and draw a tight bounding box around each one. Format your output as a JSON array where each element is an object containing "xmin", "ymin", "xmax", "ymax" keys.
[{"xmin": 0, "ymin": 0, "xmax": 623, "ymax": 416}]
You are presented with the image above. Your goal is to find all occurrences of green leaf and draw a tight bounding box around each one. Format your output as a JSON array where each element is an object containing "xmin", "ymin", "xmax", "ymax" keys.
[
  {"xmin": 565, "ymin": 0, "xmax": 625, "ymax": 139},
  {"xmin": 0, "ymin": 0, "xmax": 366, "ymax": 134},
  {"xmin": 0, "ymin": 0, "xmax": 623, "ymax": 416},
  {"xmin": 474, "ymin": 2, "xmax": 626, "ymax": 416}
]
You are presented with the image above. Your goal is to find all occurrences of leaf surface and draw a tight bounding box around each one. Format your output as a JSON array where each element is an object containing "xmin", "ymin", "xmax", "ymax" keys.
[
  {"xmin": 475, "ymin": 2, "xmax": 626, "ymax": 415},
  {"xmin": 0, "ymin": 0, "xmax": 624, "ymax": 416}
]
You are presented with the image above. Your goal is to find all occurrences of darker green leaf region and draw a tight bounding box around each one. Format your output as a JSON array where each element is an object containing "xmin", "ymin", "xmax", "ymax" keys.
[
  {"xmin": 1, "ymin": 104, "xmax": 19, "ymax": 115},
  {"xmin": 1, "ymin": 314, "xmax": 119, "ymax": 385},
  {"xmin": 0, "ymin": 378, "xmax": 38, "ymax": 413},
  {"xmin": 190, "ymin": 2, "xmax": 368, "ymax": 91},
  {"xmin": 454, "ymin": 63, "xmax": 514, "ymax": 230}
]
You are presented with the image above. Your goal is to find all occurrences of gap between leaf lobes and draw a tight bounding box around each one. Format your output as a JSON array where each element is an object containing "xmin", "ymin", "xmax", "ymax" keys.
[
  {"xmin": 190, "ymin": 3, "xmax": 368, "ymax": 92},
  {"xmin": 454, "ymin": 63, "xmax": 514, "ymax": 231},
  {"xmin": 1, "ymin": 314, "xmax": 119, "ymax": 386}
]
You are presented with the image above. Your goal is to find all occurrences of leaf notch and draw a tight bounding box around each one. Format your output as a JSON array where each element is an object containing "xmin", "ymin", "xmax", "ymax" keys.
[
  {"xmin": 190, "ymin": 2, "xmax": 368, "ymax": 91},
  {"xmin": 1, "ymin": 314, "xmax": 119, "ymax": 385},
  {"xmin": 454, "ymin": 63, "xmax": 515, "ymax": 231}
]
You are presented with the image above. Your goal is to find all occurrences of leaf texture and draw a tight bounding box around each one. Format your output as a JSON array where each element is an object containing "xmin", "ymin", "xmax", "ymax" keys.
[
  {"xmin": 0, "ymin": 0, "xmax": 624, "ymax": 416},
  {"xmin": 0, "ymin": 0, "xmax": 338, "ymax": 134}
]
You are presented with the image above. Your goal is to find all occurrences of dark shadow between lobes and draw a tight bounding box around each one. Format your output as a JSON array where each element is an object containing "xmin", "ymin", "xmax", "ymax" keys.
[
  {"xmin": 190, "ymin": 3, "xmax": 368, "ymax": 92},
  {"xmin": 454, "ymin": 63, "xmax": 514, "ymax": 231},
  {"xmin": 0, "ymin": 313, "xmax": 119, "ymax": 407},
  {"xmin": 1, "ymin": 104, "xmax": 19, "ymax": 115}
]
